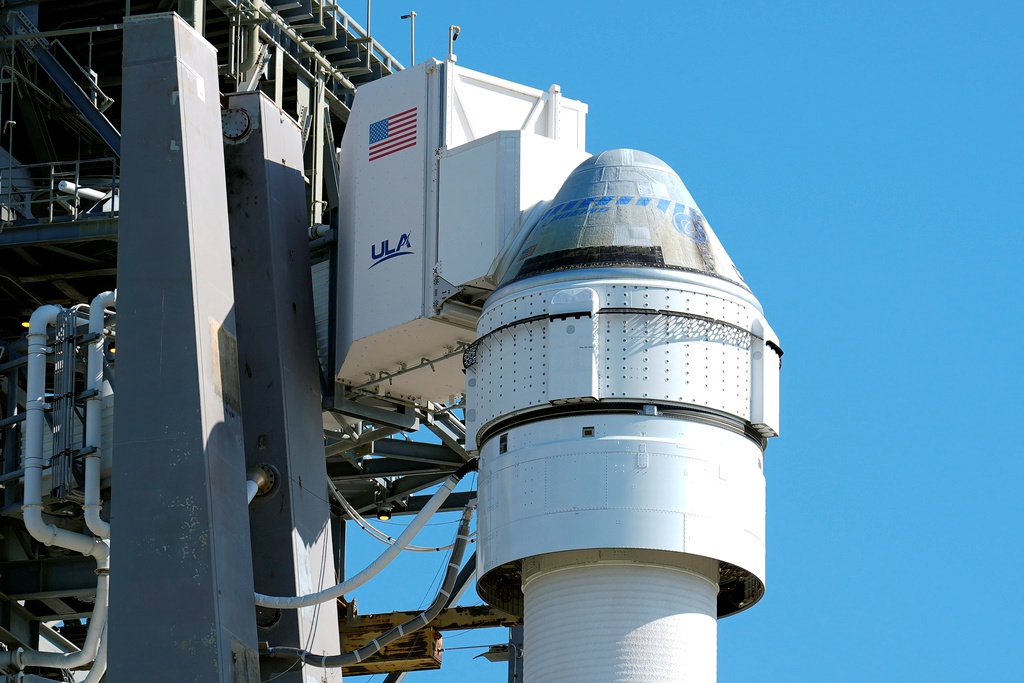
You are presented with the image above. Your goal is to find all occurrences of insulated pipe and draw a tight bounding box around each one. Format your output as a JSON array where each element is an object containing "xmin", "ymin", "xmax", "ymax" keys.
[
  {"xmin": 84, "ymin": 290, "xmax": 115, "ymax": 539},
  {"xmin": 56, "ymin": 181, "xmax": 106, "ymax": 202},
  {"xmin": 237, "ymin": 15, "xmax": 261, "ymax": 76},
  {"xmin": 443, "ymin": 552, "xmax": 476, "ymax": 609},
  {"xmin": 266, "ymin": 503, "xmax": 475, "ymax": 667},
  {"xmin": 255, "ymin": 458, "xmax": 478, "ymax": 609},
  {"xmin": 0, "ymin": 543, "xmax": 109, "ymax": 670},
  {"xmin": 17, "ymin": 623, "xmax": 105, "ymax": 683},
  {"xmin": 0, "ymin": 305, "xmax": 110, "ymax": 673},
  {"xmin": 81, "ymin": 623, "xmax": 108, "ymax": 683},
  {"xmin": 246, "ymin": 479, "xmax": 260, "ymax": 504},
  {"xmin": 20, "ymin": 305, "xmax": 94, "ymax": 555}
]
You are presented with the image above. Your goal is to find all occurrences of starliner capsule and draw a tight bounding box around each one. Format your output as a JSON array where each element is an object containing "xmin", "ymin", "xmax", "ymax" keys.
[{"xmin": 465, "ymin": 149, "xmax": 782, "ymax": 683}]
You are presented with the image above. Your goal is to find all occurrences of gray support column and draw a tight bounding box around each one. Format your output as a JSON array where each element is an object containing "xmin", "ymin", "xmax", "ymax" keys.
[
  {"xmin": 509, "ymin": 624, "xmax": 525, "ymax": 682},
  {"xmin": 223, "ymin": 91, "xmax": 342, "ymax": 682},
  {"xmin": 110, "ymin": 14, "xmax": 259, "ymax": 682}
]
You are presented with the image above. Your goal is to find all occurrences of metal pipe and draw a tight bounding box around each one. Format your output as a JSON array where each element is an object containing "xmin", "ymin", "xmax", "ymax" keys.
[
  {"xmin": 84, "ymin": 290, "xmax": 115, "ymax": 539},
  {"xmin": 401, "ymin": 11, "xmax": 415, "ymax": 66},
  {"xmin": 266, "ymin": 502, "xmax": 475, "ymax": 667},
  {"xmin": 81, "ymin": 624, "xmax": 107, "ymax": 683},
  {"xmin": 448, "ymin": 25, "xmax": 460, "ymax": 61},
  {"xmin": 57, "ymin": 180, "xmax": 106, "ymax": 202},
  {"xmin": 0, "ymin": 305, "xmax": 110, "ymax": 674},
  {"xmin": 255, "ymin": 458, "xmax": 478, "ymax": 609},
  {"xmin": 236, "ymin": 16, "xmax": 260, "ymax": 78}
]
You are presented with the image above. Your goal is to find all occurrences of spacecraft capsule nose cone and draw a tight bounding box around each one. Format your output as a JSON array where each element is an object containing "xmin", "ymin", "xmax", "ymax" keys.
[{"xmin": 497, "ymin": 148, "xmax": 749, "ymax": 290}]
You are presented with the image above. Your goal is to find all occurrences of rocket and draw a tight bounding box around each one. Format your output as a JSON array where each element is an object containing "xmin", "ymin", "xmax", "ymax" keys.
[{"xmin": 466, "ymin": 149, "xmax": 781, "ymax": 682}]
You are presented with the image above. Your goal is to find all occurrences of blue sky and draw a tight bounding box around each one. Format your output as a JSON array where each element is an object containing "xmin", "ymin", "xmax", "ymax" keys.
[{"xmin": 344, "ymin": 2, "xmax": 1023, "ymax": 681}]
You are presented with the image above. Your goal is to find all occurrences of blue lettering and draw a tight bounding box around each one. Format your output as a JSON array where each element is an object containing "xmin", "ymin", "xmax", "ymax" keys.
[{"xmin": 369, "ymin": 233, "xmax": 415, "ymax": 269}]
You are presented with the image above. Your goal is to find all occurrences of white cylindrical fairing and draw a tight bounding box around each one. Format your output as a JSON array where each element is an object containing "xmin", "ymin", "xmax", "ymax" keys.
[{"xmin": 523, "ymin": 554, "xmax": 718, "ymax": 683}]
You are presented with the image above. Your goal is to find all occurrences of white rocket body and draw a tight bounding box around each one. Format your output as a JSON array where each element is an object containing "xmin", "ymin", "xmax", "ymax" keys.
[{"xmin": 465, "ymin": 149, "xmax": 781, "ymax": 682}]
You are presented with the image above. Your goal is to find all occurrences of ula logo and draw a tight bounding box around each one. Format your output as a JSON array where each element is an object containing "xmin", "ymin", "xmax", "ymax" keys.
[{"xmin": 369, "ymin": 233, "xmax": 414, "ymax": 269}]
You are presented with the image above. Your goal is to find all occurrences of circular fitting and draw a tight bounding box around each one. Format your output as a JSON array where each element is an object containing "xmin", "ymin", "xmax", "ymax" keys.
[
  {"xmin": 255, "ymin": 605, "xmax": 282, "ymax": 629},
  {"xmin": 248, "ymin": 464, "xmax": 278, "ymax": 497},
  {"xmin": 222, "ymin": 107, "xmax": 252, "ymax": 142}
]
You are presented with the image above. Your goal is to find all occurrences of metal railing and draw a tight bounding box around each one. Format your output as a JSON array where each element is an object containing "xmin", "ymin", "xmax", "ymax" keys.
[{"xmin": 0, "ymin": 157, "xmax": 118, "ymax": 226}]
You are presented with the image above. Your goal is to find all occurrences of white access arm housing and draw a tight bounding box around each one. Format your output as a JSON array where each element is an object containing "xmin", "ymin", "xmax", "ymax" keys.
[{"xmin": 335, "ymin": 59, "xmax": 590, "ymax": 404}]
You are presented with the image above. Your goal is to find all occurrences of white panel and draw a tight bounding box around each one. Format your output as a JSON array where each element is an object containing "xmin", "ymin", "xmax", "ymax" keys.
[
  {"xmin": 338, "ymin": 61, "xmax": 435, "ymax": 349},
  {"xmin": 437, "ymin": 131, "xmax": 590, "ymax": 291},
  {"xmin": 762, "ymin": 344, "xmax": 781, "ymax": 434},
  {"xmin": 475, "ymin": 414, "xmax": 766, "ymax": 584},
  {"xmin": 468, "ymin": 276, "xmax": 763, "ymax": 436},
  {"xmin": 338, "ymin": 317, "xmax": 473, "ymax": 402},
  {"xmin": 516, "ymin": 133, "xmax": 591, "ymax": 213},
  {"xmin": 544, "ymin": 453, "xmax": 608, "ymax": 512},
  {"xmin": 556, "ymin": 98, "xmax": 588, "ymax": 150},
  {"xmin": 447, "ymin": 65, "xmax": 588, "ymax": 150},
  {"xmin": 548, "ymin": 315, "xmax": 597, "ymax": 400},
  {"xmin": 437, "ymin": 133, "xmax": 510, "ymax": 289},
  {"xmin": 749, "ymin": 318, "xmax": 781, "ymax": 437},
  {"xmin": 548, "ymin": 287, "xmax": 599, "ymax": 402}
]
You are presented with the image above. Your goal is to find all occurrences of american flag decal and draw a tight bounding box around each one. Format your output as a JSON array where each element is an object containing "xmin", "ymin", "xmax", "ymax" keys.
[{"xmin": 368, "ymin": 107, "xmax": 418, "ymax": 161}]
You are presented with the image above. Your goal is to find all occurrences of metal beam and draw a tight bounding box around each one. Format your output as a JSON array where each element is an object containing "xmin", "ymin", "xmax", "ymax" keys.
[
  {"xmin": 327, "ymin": 456, "xmax": 459, "ymax": 481},
  {"xmin": 388, "ymin": 473, "xmax": 456, "ymax": 501},
  {"xmin": 0, "ymin": 217, "xmax": 118, "ymax": 247},
  {"xmin": 0, "ymin": 555, "xmax": 97, "ymax": 601},
  {"xmin": 403, "ymin": 491, "xmax": 477, "ymax": 516},
  {"xmin": 348, "ymin": 489, "xmax": 477, "ymax": 518},
  {"xmin": 19, "ymin": 267, "xmax": 117, "ymax": 282},
  {"xmin": 7, "ymin": 13, "xmax": 122, "ymax": 156},
  {"xmin": 326, "ymin": 392, "xmax": 419, "ymax": 431},
  {"xmin": 424, "ymin": 411, "xmax": 471, "ymax": 461},
  {"xmin": 0, "ymin": 592, "xmax": 40, "ymax": 651},
  {"xmin": 371, "ymin": 439, "xmax": 465, "ymax": 466},
  {"xmin": 342, "ymin": 604, "xmax": 519, "ymax": 634}
]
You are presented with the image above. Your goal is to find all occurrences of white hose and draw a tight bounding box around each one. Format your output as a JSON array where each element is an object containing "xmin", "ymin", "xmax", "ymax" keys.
[
  {"xmin": 328, "ymin": 478, "xmax": 469, "ymax": 552},
  {"xmin": 84, "ymin": 290, "xmax": 115, "ymax": 539},
  {"xmin": 255, "ymin": 461, "xmax": 477, "ymax": 609}
]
